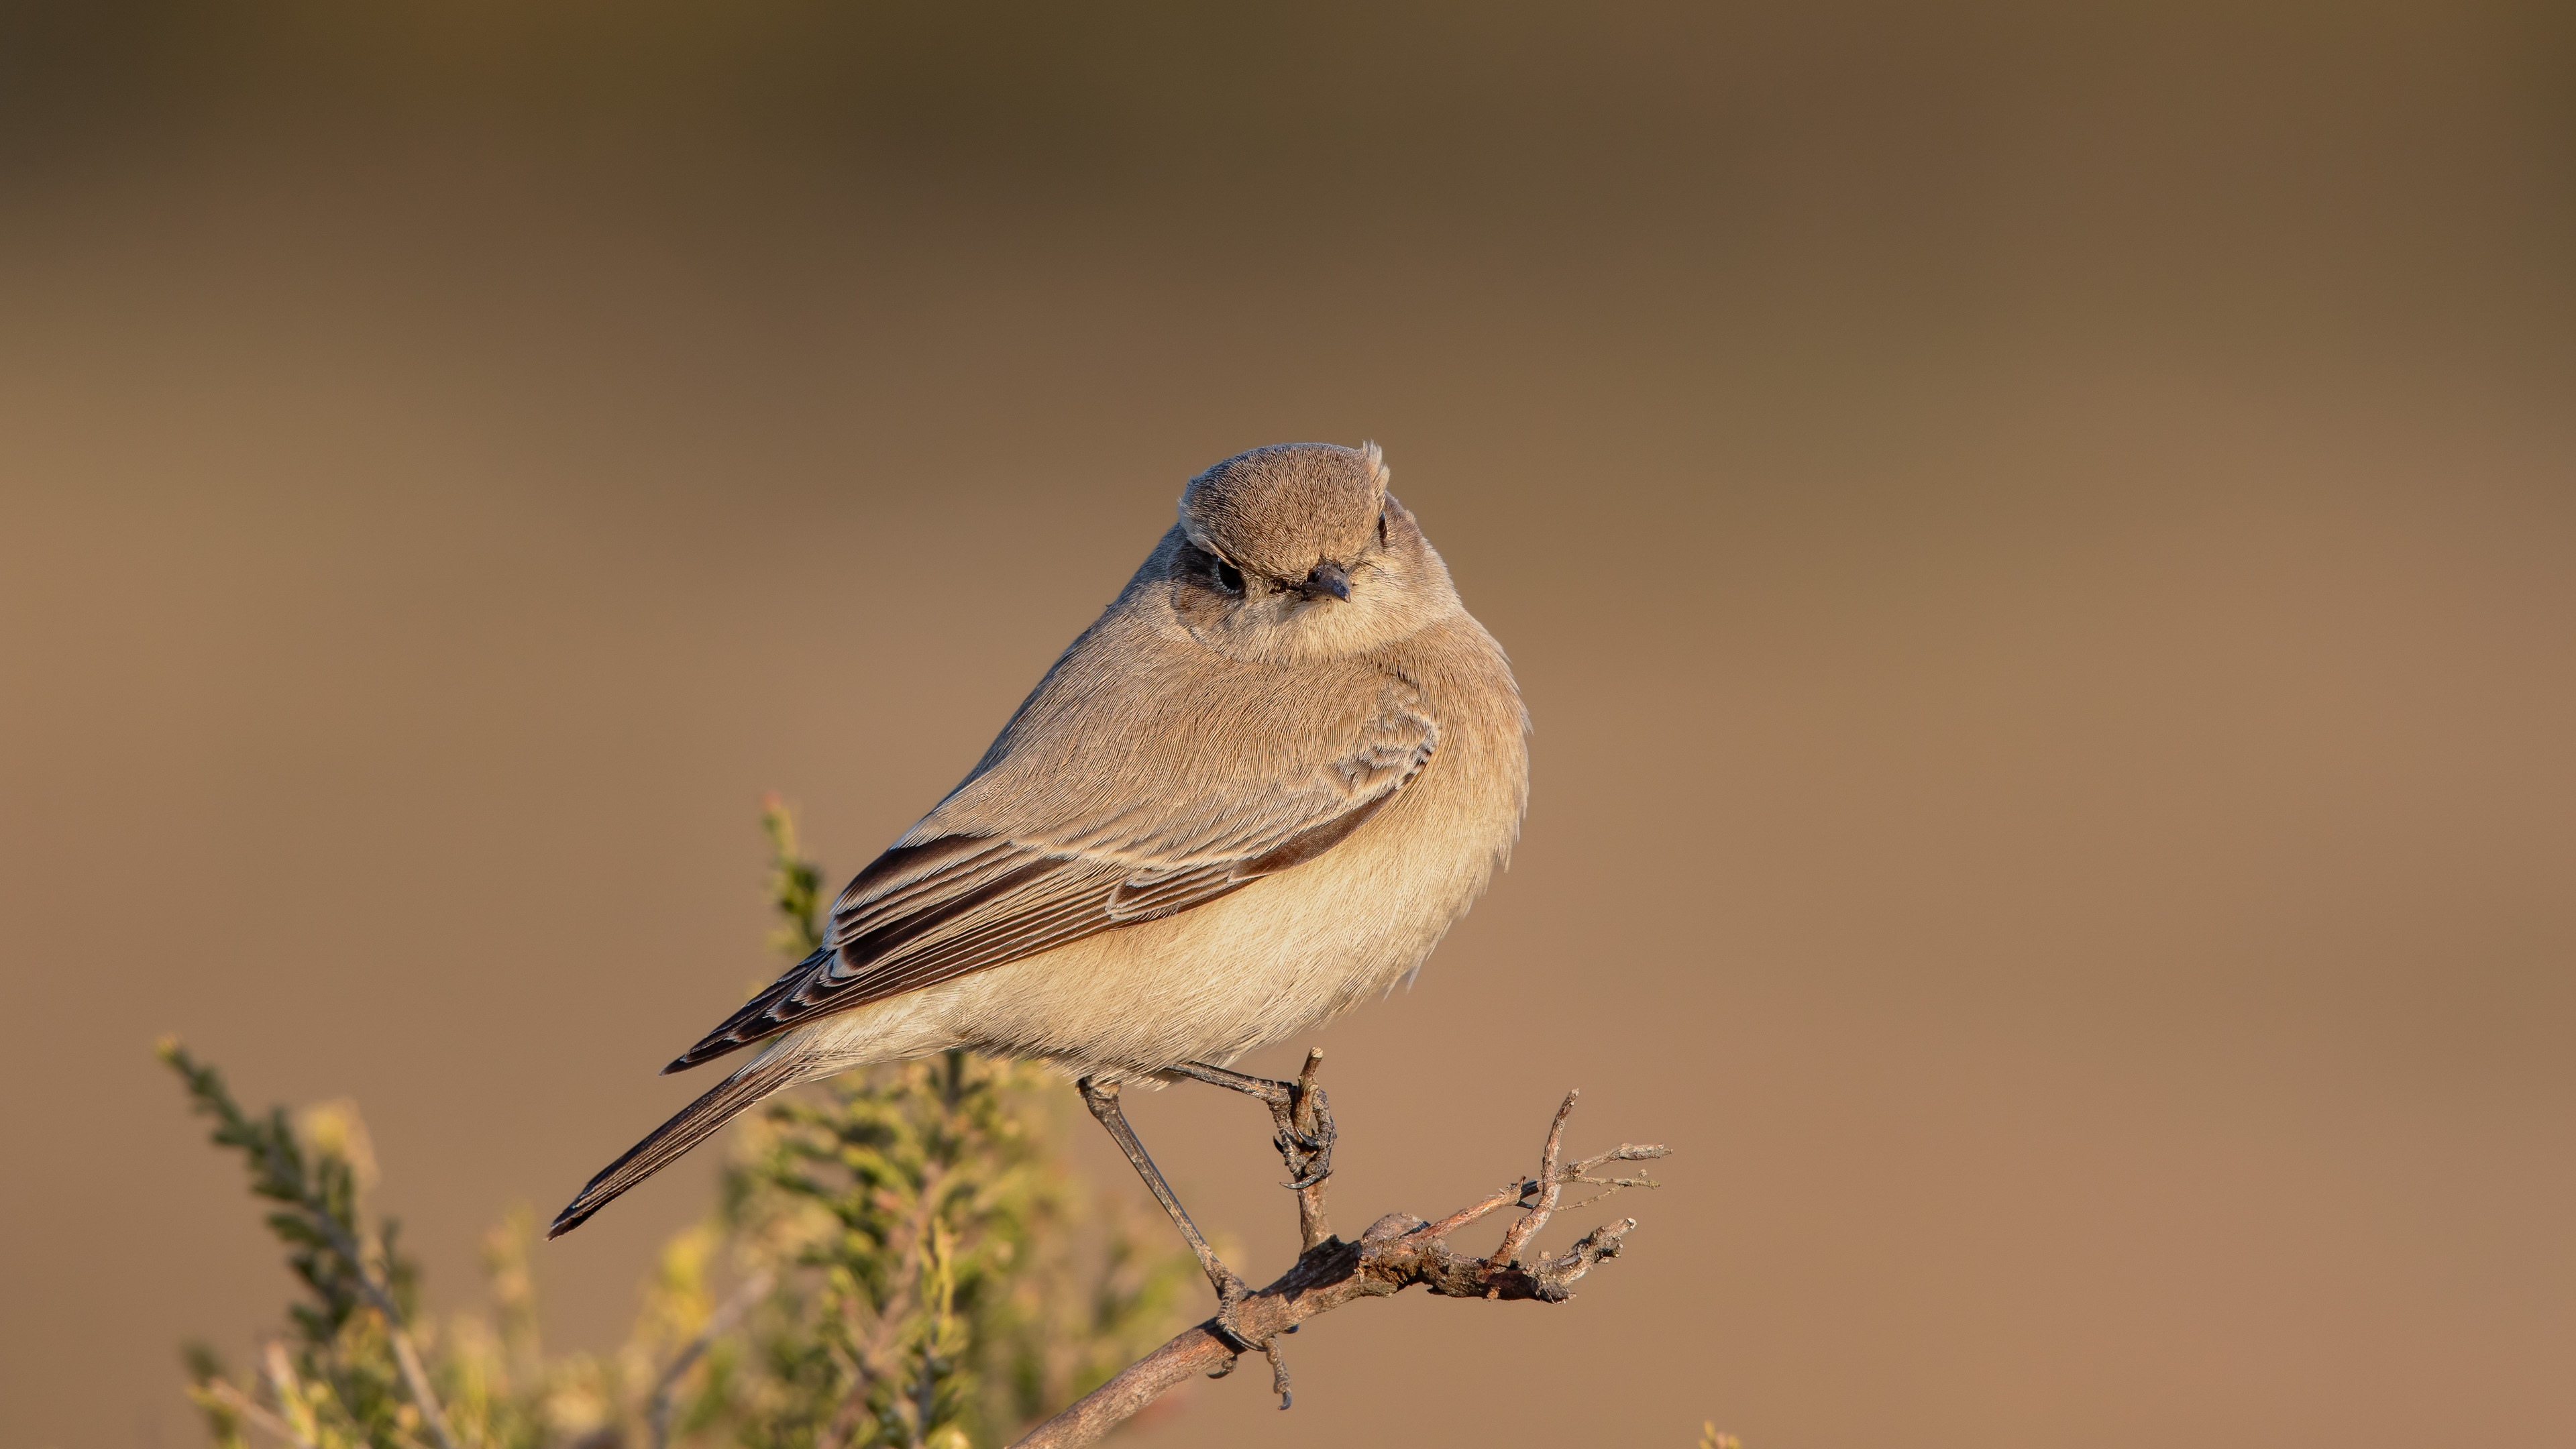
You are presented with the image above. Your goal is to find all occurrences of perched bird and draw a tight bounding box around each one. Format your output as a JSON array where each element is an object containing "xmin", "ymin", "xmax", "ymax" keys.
[{"xmin": 550, "ymin": 441, "xmax": 1528, "ymax": 1341}]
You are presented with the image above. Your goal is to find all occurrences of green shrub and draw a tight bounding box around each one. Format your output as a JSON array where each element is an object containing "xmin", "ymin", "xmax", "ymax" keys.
[{"xmin": 168, "ymin": 802, "xmax": 1194, "ymax": 1449}]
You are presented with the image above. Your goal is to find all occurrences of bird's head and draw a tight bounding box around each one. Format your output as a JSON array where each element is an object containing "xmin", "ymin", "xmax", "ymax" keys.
[{"xmin": 1166, "ymin": 441, "xmax": 1460, "ymax": 663}]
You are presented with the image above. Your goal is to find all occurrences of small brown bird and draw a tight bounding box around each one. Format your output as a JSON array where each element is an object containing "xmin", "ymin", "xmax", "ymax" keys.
[{"xmin": 551, "ymin": 441, "xmax": 1528, "ymax": 1342}]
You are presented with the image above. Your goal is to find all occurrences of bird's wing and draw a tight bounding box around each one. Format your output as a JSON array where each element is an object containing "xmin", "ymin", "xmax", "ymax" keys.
[{"xmin": 665, "ymin": 664, "xmax": 1436, "ymax": 1072}]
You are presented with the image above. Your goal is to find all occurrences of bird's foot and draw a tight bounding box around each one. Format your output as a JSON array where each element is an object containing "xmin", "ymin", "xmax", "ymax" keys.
[
  {"xmin": 1263, "ymin": 1051, "xmax": 1336, "ymax": 1192},
  {"xmin": 1201, "ymin": 1266, "xmax": 1293, "ymax": 1408},
  {"xmin": 1158, "ymin": 1055, "xmax": 1337, "ymax": 1191},
  {"xmin": 1269, "ymin": 1085, "xmax": 1335, "ymax": 1189},
  {"xmin": 1208, "ymin": 1263, "xmax": 1260, "ymax": 1353}
]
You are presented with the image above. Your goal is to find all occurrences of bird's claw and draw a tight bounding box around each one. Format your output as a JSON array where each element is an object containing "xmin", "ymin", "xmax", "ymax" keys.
[
  {"xmin": 1210, "ymin": 1266, "xmax": 1260, "ymax": 1354},
  {"xmin": 1276, "ymin": 1136, "xmax": 1332, "ymax": 1191}
]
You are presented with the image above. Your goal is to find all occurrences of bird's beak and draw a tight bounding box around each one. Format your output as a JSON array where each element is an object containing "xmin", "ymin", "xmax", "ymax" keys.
[{"xmin": 1301, "ymin": 561, "xmax": 1352, "ymax": 601}]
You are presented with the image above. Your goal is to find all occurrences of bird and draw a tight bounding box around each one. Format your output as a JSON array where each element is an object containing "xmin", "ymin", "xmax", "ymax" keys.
[{"xmin": 548, "ymin": 441, "xmax": 1529, "ymax": 1344}]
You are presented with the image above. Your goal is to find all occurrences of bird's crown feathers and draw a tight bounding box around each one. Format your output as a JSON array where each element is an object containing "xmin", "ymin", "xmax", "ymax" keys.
[{"xmin": 1180, "ymin": 441, "xmax": 1391, "ymax": 581}]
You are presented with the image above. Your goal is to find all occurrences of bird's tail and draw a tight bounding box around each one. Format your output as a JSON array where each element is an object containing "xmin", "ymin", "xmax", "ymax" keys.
[{"xmin": 547, "ymin": 1051, "xmax": 804, "ymax": 1238}]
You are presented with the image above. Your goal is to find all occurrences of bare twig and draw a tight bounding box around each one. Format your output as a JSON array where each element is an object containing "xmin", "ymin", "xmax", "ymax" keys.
[
  {"xmin": 648, "ymin": 1269, "xmax": 775, "ymax": 1449},
  {"xmin": 1414, "ymin": 1135, "xmax": 1668, "ymax": 1246},
  {"xmin": 244, "ymin": 1342, "xmax": 431, "ymax": 1449},
  {"xmin": 1412, "ymin": 1180, "xmax": 1529, "ymax": 1242},
  {"xmin": 378, "ymin": 1311, "xmax": 457, "ymax": 1449},
  {"xmin": 1009, "ymin": 1089, "xmax": 1666, "ymax": 1449},
  {"xmin": 1289, "ymin": 1049, "xmax": 1332, "ymax": 1252},
  {"xmin": 309, "ymin": 1216, "xmax": 461, "ymax": 1449},
  {"xmin": 201, "ymin": 1379, "xmax": 321, "ymax": 1449},
  {"xmin": 1489, "ymin": 1089, "xmax": 1578, "ymax": 1271}
]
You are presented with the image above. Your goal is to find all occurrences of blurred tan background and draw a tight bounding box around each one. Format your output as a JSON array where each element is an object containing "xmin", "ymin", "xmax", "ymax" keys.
[{"xmin": 4, "ymin": 2, "xmax": 2573, "ymax": 1446}]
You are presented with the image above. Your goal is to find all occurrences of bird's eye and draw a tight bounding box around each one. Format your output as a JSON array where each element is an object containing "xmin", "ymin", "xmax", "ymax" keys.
[
  {"xmin": 1214, "ymin": 556, "xmax": 1244, "ymax": 594},
  {"xmin": 1377, "ymin": 509, "xmax": 1389, "ymax": 545}
]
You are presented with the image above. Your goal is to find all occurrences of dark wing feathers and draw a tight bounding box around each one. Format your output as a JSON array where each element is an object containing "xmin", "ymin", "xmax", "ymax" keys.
[
  {"xmin": 663, "ymin": 843, "xmax": 1269, "ymax": 1072},
  {"xmin": 548, "ymin": 1049, "xmax": 803, "ymax": 1237},
  {"xmin": 666, "ymin": 847, "xmax": 1126, "ymax": 1071},
  {"xmin": 663, "ymin": 672, "xmax": 1441, "ymax": 1074}
]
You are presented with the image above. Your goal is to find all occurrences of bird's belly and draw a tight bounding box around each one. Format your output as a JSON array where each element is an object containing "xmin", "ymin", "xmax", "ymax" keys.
[{"xmin": 784, "ymin": 745, "xmax": 1518, "ymax": 1079}]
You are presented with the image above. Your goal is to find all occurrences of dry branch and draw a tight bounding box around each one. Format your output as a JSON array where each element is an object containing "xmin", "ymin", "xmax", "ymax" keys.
[
  {"xmin": 1010, "ymin": 1083, "xmax": 1666, "ymax": 1449},
  {"xmin": 201, "ymin": 1377, "xmax": 321, "ymax": 1449},
  {"xmin": 647, "ymin": 1269, "xmax": 775, "ymax": 1449},
  {"xmin": 307, "ymin": 1215, "xmax": 461, "ymax": 1449},
  {"xmin": 1285, "ymin": 1049, "xmax": 1332, "ymax": 1252}
]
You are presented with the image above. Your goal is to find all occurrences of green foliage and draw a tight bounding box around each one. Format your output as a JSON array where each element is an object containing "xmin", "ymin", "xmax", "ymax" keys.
[
  {"xmin": 161, "ymin": 1040, "xmax": 435, "ymax": 1449},
  {"xmin": 168, "ymin": 802, "xmax": 1194, "ymax": 1449},
  {"xmin": 760, "ymin": 796, "xmax": 826, "ymax": 961},
  {"xmin": 700, "ymin": 1053, "xmax": 1191, "ymax": 1449}
]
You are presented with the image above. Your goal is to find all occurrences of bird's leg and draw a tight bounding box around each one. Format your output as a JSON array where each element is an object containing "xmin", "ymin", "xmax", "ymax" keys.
[
  {"xmin": 1164, "ymin": 1050, "xmax": 1336, "ymax": 1194},
  {"xmin": 1077, "ymin": 1075, "xmax": 1259, "ymax": 1353}
]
